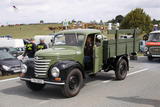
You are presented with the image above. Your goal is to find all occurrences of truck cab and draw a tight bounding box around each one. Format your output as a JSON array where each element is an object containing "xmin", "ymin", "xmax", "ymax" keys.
[
  {"xmin": 21, "ymin": 29, "xmax": 138, "ymax": 97},
  {"xmin": 145, "ymin": 30, "xmax": 160, "ymax": 61}
]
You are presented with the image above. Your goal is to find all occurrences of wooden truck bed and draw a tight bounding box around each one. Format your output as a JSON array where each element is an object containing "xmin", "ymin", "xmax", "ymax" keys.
[{"xmin": 103, "ymin": 29, "xmax": 140, "ymax": 60}]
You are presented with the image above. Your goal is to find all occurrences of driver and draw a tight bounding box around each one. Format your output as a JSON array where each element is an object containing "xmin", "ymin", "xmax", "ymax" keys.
[{"xmin": 84, "ymin": 36, "xmax": 94, "ymax": 70}]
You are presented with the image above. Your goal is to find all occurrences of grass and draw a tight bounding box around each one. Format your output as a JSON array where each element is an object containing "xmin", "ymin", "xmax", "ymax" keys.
[
  {"xmin": 0, "ymin": 24, "xmax": 60, "ymax": 39},
  {"xmin": 0, "ymin": 24, "xmax": 144, "ymax": 39},
  {"xmin": 0, "ymin": 74, "xmax": 19, "ymax": 80}
]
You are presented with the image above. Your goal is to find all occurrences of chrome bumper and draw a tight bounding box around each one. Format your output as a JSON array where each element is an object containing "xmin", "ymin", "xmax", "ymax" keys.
[
  {"xmin": 152, "ymin": 55, "xmax": 160, "ymax": 57},
  {"xmin": 20, "ymin": 77, "xmax": 65, "ymax": 85}
]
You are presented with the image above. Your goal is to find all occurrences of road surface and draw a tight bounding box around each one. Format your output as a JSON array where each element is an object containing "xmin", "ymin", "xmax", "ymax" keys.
[{"xmin": 0, "ymin": 56, "xmax": 160, "ymax": 107}]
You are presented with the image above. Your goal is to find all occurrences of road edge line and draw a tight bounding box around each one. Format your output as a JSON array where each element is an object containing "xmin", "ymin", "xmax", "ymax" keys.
[
  {"xmin": 102, "ymin": 68, "xmax": 149, "ymax": 83},
  {"xmin": 0, "ymin": 77, "xmax": 20, "ymax": 83}
]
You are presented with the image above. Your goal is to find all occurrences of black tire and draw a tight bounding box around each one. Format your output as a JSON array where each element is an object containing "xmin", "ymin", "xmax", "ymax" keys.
[
  {"xmin": 130, "ymin": 55, "xmax": 137, "ymax": 60},
  {"xmin": 115, "ymin": 58, "xmax": 128, "ymax": 80},
  {"xmin": 148, "ymin": 56, "xmax": 153, "ymax": 61},
  {"xmin": 26, "ymin": 81, "xmax": 45, "ymax": 91},
  {"xmin": 62, "ymin": 68, "xmax": 83, "ymax": 98}
]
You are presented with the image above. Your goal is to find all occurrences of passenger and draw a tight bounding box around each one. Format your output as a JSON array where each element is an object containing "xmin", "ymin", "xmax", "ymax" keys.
[
  {"xmin": 37, "ymin": 38, "xmax": 47, "ymax": 51},
  {"xmin": 23, "ymin": 38, "xmax": 37, "ymax": 58}
]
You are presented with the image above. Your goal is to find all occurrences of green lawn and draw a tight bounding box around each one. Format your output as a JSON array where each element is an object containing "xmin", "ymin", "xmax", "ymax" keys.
[
  {"xmin": 0, "ymin": 24, "xmax": 144, "ymax": 39},
  {"xmin": 0, "ymin": 24, "xmax": 60, "ymax": 39}
]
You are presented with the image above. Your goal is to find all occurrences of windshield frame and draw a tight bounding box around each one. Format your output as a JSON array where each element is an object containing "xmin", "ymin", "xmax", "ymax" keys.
[
  {"xmin": 148, "ymin": 33, "xmax": 160, "ymax": 42},
  {"xmin": 53, "ymin": 33, "xmax": 85, "ymax": 47}
]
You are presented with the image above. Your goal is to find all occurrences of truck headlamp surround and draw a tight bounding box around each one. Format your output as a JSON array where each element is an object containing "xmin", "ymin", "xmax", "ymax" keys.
[
  {"xmin": 51, "ymin": 67, "xmax": 60, "ymax": 77},
  {"xmin": 21, "ymin": 64, "xmax": 27, "ymax": 73},
  {"xmin": 2, "ymin": 65, "xmax": 10, "ymax": 71}
]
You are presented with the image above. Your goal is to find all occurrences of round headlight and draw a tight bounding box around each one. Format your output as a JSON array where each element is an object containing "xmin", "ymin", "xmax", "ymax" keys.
[
  {"xmin": 2, "ymin": 65, "xmax": 10, "ymax": 71},
  {"xmin": 51, "ymin": 67, "xmax": 60, "ymax": 77},
  {"xmin": 21, "ymin": 64, "xmax": 27, "ymax": 73}
]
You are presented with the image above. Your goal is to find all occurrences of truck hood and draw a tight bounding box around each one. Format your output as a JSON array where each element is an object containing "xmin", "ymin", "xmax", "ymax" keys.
[{"xmin": 35, "ymin": 46, "xmax": 82, "ymax": 57}]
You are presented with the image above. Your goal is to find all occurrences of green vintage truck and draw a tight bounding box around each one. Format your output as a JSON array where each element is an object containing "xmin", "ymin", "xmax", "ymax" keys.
[{"xmin": 20, "ymin": 29, "xmax": 139, "ymax": 97}]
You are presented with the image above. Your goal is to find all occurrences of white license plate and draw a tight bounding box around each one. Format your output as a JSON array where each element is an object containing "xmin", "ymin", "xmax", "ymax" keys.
[
  {"xmin": 31, "ymin": 78, "xmax": 44, "ymax": 84},
  {"xmin": 14, "ymin": 70, "xmax": 21, "ymax": 73}
]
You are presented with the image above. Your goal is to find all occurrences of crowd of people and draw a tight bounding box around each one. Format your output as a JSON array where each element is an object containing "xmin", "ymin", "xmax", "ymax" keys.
[{"xmin": 23, "ymin": 38, "xmax": 48, "ymax": 58}]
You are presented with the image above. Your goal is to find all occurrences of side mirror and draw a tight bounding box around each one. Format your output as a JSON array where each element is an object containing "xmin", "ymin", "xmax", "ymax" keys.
[{"xmin": 97, "ymin": 35, "xmax": 103, "ymax": 40}]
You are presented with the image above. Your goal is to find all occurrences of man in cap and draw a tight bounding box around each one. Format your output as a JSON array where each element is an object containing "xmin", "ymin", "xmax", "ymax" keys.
[
  {"xmin": 23, "ymin": 38, "xmax": 37, "ymax": 58},
  {"xmin": 37, "ymin": 38, "xmax": 47, "ymax": 51}
]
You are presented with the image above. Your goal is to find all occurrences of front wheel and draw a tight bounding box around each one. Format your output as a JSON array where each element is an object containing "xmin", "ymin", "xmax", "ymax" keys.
[
  {"xmin": 62, "ymin": 68, "xmax": 83, "ymax": 97},
  {"xmin": 115, "ymin": 59, "xmax": 128, "ymax": 80},
  {"xmin": 26, "ymin": 81, "xmax": 45, "ymax": 91}
]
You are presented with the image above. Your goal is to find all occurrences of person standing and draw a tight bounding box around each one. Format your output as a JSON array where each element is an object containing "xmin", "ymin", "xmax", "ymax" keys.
[
  {"xmin": 37, "ymin": 38, "xmax": 47, "ymax": 51},
  {"xmin": 23, "ymin": 38, "xmax": 37, "ymax": 58}
]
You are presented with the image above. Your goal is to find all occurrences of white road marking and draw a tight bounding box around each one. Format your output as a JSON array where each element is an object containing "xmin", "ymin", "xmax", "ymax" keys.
[
  {"xmin": 102, "ymin": 68, "xmax": 149, "ymax": 83},
  {"xmin": 102, "ymin": 80, "xmax": 112, "ymax": 83},
  {"xmin": 38, "ymin": 100, "xmax": 50, "ymax": 105},
  {"xmin": 0, "ymin": 77, "xmax": 19, "ymax": 83},
  {"xmin": 127, "ymin": 68, "xmax": 149, "ymax": 76}
]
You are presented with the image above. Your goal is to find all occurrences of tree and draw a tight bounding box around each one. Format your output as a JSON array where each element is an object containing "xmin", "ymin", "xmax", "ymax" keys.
[
  {"xmin": 115, "ymin": 15, "xmax": 124, "ymax": 23},
  {"xmin": 40, "ymin": 20, "xmax": 44, "ymax": 24},
  {"xmin": 100, "ymin": 20, "xmax": 103, "ymax": 25},
  {"xmin": 120, "ymin": 8, "xmax": 153, "ymax": 33}
]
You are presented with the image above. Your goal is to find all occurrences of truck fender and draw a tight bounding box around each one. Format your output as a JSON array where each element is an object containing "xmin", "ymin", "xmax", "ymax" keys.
[
  {"xmin": 53, "ymin": 61, "xmax": 85, "ymax": 78},
  {"xmin": 23, "ymin": 59, "xmax": 35, "ymax": 76},
  {"xmin": 115, "ymin": 55, "xmax": 129, "ymax": 71}
]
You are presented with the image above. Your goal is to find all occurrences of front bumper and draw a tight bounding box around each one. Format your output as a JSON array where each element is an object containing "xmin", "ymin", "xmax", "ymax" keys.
[{"xmin": 20, "ymin": 77, "xmax": 65, "ymax": 85}]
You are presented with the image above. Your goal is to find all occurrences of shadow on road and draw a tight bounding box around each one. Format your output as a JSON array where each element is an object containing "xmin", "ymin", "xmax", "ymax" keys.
[
  {"xmin": 0, "ymin": 81, "xmax": 64, "ymax": 100},
  {"xmin": 85, "ymin": 72, "xmax": 115, "ymax": 83},
  {"xmin": 107, "ymin": 96, "xmax": 160, "ymax": 107},
  {"xmin": 0, "ymin": 72, "xmax": 115, "ymax": 100}
]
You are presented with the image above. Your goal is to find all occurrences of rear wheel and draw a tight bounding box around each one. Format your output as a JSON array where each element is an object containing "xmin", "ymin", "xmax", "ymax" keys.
[
  {"xmin": 115, "ymin": 59, "xmax": 128, "ymax": 80},
  {"xmin": 26, "ymin": 81, "xmax": 45, "ymax": 91},
  {"xmin": 62, "ymin": 68, "xmax": 83, "ymax": 97}
]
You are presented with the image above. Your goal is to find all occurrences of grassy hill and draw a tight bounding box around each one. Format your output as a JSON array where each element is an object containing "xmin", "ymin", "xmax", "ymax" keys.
[
  {"xmin": 0, "ymin": 24, "xmax": 143, "ymax": 39},
  {"xmin": 0, "ymin": 24, "xmax": 60, "ymax": 39}
]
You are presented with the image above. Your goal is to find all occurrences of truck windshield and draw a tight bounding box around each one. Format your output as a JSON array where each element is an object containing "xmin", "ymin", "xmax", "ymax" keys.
[
  {"xmin": 148, "ymin": 33, "xmax": 160, "ymax": 42},
  {"xmin": 54, "ymin": 33, "xmax": 85, "ymax": 46}
]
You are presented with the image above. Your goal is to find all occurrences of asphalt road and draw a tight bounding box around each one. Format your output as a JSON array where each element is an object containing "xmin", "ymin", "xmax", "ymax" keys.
[{"xmin": 0, "ymin": 56, "xmax": 160, "ymax": 107}]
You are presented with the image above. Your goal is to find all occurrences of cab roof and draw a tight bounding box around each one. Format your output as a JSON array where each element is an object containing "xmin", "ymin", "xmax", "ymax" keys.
[
  {"xmin": 55, "ymin": 29, "xmax": 101, "ymax": 36},
  {"xmin": 150, "ymin": 30, "xmax": 160, "ymax": 34}
]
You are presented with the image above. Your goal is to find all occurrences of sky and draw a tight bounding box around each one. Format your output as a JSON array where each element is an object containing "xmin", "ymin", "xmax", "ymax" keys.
[{"xmin": 0, "ymin": 0, "xmax": 160, "ymax": 25}]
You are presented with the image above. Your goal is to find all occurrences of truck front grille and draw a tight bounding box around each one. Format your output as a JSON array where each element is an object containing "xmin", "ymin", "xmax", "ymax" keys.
[
  {"xmin": 34, "ymin": 57, "xmax": 51, "ymax": 78},
  {"xmin": 149, "ymin": 47, "xmax": 160, "ymax": 55}
]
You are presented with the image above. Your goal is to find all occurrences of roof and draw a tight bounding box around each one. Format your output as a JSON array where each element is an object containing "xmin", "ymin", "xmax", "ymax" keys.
[
  {"xmin": 150, "ymin": 30, "xmax": 160, "ymax": 34},
  {"xmin": 55, "ymin": 29, "xmax": 101, "ymax": 35}
]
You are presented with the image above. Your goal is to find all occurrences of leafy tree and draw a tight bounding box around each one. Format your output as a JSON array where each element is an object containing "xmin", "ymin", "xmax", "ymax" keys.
[
  {"xmin": 152, "ymin": 19, "xmax": 160, "ymax": 25},
  {"xmin": 40, "ymin": 20, "xmax": 44, "ymax": 24},
  {"xmin": 115, "ymin": 15, "xmax": 124, "ymax": 23},
  {"xmin": 120, "ymin": 8, "xmax": 153, "ymax": 33}
]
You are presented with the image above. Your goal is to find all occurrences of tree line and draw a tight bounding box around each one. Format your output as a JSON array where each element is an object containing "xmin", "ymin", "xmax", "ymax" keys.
[{"xmin": 107, "ymin": 8, "xmax": 160, "ymax": 33}]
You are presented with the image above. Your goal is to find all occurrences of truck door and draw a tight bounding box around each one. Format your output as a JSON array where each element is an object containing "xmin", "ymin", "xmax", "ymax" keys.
[{"xmin": 93, "ymin": 35, "xmax": 103, "ymax": 73}]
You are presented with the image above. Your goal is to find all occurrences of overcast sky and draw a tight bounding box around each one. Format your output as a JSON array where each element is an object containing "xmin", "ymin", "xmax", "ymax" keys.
[{"xmin": 0, "ymin": 0, "xmax": 160, "ymax": 25}]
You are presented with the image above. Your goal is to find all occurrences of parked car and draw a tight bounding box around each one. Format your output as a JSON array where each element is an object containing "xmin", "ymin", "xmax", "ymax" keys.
[{"xmin": 0, "ymin": 51, "xmax": 26, "ymax": 76}]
